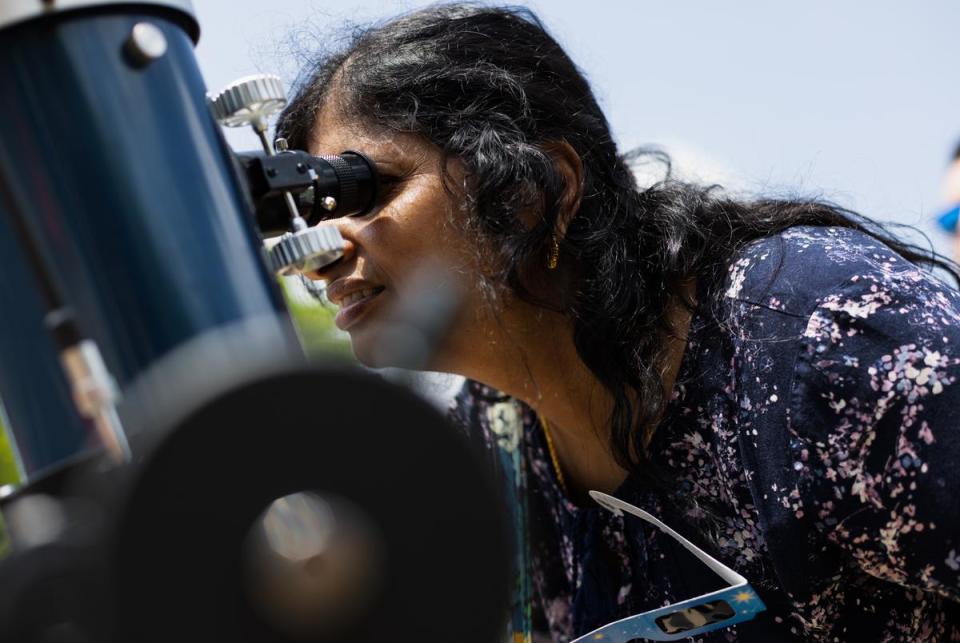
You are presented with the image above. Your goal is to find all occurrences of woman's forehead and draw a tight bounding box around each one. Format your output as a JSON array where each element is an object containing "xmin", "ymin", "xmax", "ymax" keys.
[
  {"xmin": 306, "ymin": 105, "xmax": 369, "ymax": 152},
  {"xmin": 307, "ymin": 107, "xmax": 434, "ymax": 161}
]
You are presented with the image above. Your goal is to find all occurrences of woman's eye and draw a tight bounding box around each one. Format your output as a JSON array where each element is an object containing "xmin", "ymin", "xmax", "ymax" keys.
[
  {"xmin": 345, "ymin": 175, "xmax": 402, "ymax": 220},
  {"xmin": 377, "ymin": 176, "xmax": 403, "ymax": 202}
]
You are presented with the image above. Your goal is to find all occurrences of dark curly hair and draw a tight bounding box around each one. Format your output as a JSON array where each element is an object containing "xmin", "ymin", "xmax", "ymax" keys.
[{"xmin": 276, "ymin": 3, "xmax": 958, "ymax": 486}]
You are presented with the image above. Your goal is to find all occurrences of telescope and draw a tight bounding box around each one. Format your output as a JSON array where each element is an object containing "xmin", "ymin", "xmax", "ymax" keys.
[{"xmin": 0, "ymin": 2, "xmax": 510, "ymax": 641}]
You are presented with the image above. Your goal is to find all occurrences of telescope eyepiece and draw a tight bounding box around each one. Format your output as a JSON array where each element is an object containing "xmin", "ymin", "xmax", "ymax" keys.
[
  {"xmin": 239, "ymin": 149, "xmax": 380, "ymax": 237},
  {"xmin": 302, "ymin": 150, "xmax": 379, "ymax": 222}
]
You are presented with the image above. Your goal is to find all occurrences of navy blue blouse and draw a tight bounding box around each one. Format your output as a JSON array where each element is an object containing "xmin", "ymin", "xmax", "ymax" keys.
[{"xmin": 449, "ymin": 226, "xmax": 960, "ymax": 641}]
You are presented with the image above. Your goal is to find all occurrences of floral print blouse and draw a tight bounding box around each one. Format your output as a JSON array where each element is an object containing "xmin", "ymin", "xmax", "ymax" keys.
[{"xmin": 449, "ymin": 226, "xmax": 960, "ymax": 642}]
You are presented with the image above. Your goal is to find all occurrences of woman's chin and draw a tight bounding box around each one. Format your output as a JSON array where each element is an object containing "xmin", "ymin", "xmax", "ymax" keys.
[
  {"xmin": 347, "ymin": 326, "xmax": 452, "ymax": 372},
  {"xmin": 347, "ymin": 327, "xmax": 404, "ymax": 370},
  {"xmin": 346, "ymin": 331, "xmax": 383, "ymax": 368}
]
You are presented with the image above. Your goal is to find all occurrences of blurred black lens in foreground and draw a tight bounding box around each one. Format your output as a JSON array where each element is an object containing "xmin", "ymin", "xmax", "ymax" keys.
[{"xmin": 0, "ymin": 362, "xmax": 512, "ymax": 643}]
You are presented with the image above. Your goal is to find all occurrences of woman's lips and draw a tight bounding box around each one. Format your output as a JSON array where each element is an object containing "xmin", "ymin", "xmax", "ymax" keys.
[{"xmin": 334, "ymin": 287, "xmax": 385, "ymax": 330}]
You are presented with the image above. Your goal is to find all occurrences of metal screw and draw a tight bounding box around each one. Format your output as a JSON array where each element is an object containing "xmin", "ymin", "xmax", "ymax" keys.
[
  {"xmin": 125, "ymin": 22, "xmax": 167, "ymax": 66},
  {"xmin": 321, "ymin": 196, "xmax": 337, "ymax": 212}
]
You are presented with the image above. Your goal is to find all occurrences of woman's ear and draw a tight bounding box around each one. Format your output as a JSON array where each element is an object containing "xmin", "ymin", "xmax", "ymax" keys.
[
  {"xmin": 511, "ymin": 140, "xmax": 582, "ymax": 309},
  {"xmin": 543, "ymin": 140, "xmax": 584, "ymax": 240}
]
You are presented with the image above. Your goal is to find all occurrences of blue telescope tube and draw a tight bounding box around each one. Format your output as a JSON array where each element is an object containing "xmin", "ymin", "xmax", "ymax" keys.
[{"xmin": 0, "ymin": 8, "xmax": 292, "ymax": 479}]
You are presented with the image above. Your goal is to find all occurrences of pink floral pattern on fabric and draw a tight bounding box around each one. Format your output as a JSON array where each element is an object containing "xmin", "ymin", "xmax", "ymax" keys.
[{"xmin": 450, "ymin": 226, "xmax": 960, "ymax": 641}]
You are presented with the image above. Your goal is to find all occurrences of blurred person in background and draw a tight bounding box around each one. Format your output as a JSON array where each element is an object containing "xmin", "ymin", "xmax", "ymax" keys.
[
  {"xmin": 279, "ymin": 5, "xmax": 960, "ymax": 641},
  {"xmin": 936, "ymin": 142, "xmax": 960, "ymax": 261}
]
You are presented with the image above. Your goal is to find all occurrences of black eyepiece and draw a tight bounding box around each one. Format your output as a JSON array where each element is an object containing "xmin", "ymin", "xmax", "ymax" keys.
[
  {"xmin": 237, "ymin": 149, "xmax": 380, "ymax": 237},
  {"xmin": 308, "ymin": 150, "xmax": 379, "ymax": 221}
]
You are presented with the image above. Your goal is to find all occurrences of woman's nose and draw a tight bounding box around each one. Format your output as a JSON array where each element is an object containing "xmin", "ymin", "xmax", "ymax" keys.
[{"xmin": 303, "ymin": 223, "xmax": 357, "ymax": 281}]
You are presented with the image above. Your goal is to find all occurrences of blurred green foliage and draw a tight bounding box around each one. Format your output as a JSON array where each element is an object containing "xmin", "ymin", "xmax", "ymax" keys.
[
  {"xmin": 0, "ymin": 411, "xmax": 17, "ymax": 559},
  {"xmin": 0, "ymin": 412, "xmax": 19, "ymax": 488},
  {"xmin": 282, "ymin": 277, "xmax": 353, "ymax": 360}
]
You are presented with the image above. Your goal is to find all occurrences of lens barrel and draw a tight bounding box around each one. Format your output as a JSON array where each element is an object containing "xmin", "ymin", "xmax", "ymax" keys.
[
  {"xmin": 238, "ymin": 150, "xmax": 379, "ymax": 236},
  {"xmin": 308, "ymin": 151, "xmax": 379, "ymax": 222}
]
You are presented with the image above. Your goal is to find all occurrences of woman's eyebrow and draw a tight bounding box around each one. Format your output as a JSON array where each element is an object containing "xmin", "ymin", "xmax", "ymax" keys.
[{"xmin": 372, "ymin": 159, "xmax": 407, "ymax": 173}]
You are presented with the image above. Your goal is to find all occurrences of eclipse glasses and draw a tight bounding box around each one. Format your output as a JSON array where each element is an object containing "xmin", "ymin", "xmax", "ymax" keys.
[{"xmin": 571, "ymin": 492, "xmax": 767, "ymax": 642}]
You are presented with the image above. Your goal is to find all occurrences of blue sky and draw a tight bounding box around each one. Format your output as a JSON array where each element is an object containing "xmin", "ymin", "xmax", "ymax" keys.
[{"xmin": 193, "ymin": 0, "xmax": 960, "ymax": 255}]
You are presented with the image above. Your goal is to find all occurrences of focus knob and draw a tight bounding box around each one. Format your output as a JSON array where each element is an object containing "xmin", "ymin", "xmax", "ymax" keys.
[
  {"xmin": 269, "ymin": 226, "xmax": 345, "ymax": 276},
  {"xmin": 209, "ymin": 74, "xmax": 286, "ymax": 130}
]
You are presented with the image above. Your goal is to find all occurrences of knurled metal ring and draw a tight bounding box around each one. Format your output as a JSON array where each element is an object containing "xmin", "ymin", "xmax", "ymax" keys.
[
  {"xmin": 209, "ymin": 75, "xmax": 286, "ymax": 127},
  {"xmin": 269, "ymin": 226, "xmax": 344, "ymax": 276},
  {"xmin": 318, "ymin": 155, "xmax": 358, "ymax": 215}
]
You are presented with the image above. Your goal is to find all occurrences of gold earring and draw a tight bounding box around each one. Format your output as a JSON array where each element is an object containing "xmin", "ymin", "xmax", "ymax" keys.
[{"xmin": 547, "ymin": 235, "xmax": 560, "ymax": 270}]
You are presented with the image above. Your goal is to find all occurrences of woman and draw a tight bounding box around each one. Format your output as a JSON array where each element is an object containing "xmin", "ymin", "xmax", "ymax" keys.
[{"xmin": 277, "ymin": 5, "xmax": 960, "ymax": 641}]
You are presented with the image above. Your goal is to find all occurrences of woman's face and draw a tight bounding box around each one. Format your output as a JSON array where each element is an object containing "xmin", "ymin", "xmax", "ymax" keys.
[{"xmin": 304, "ymin": 107, "xmax": 491, "ymax": 369}]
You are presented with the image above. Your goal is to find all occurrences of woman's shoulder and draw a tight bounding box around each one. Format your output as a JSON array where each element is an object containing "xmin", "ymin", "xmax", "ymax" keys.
[
  {"xmin": 703, "ymin": 227, "xmax": 960, "ymax": 607},
  {"xmin": 718, "ymin": 225, "xmax": 960, "ymax": 428},
  {"xmin": 746, "ymin": 232, "xmax": 960, "ymax": 607},
  {"xmin": 720, "ymin": 225, "xmax": 954, "ymax": 320}
]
